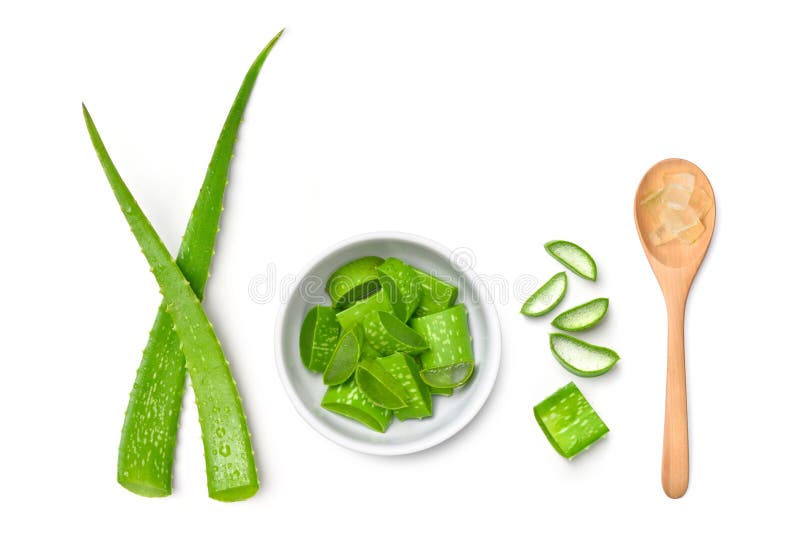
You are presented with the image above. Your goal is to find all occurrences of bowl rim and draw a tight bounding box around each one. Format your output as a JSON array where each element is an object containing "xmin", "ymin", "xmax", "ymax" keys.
[{"xmin": 274, "ymin": 231, "xmax": 502, "ymax": 455}]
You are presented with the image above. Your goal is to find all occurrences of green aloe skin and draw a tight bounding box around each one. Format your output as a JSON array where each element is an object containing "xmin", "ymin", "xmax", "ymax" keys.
[{"xmin": 90, "ymin": 31, "xmax": 282, "ymax": 499}]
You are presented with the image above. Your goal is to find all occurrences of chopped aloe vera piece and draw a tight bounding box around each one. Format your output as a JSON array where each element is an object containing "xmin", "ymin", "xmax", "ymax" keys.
[
  {"xmin": 545, "ymin": 241, "xmax": 597, "ymax": 281},
  {"xmin": 323, "ymin": 326, "xmax": 362, "ymax": 386},
  {"xmin": 377, "ymin": 353, "xmax": 432, "ymax": 420},
  {"xmin": 321, "ymin": 378, "xmax": 393, "ymax": 433},
  {"xmin": 419, "ymin": 362, "xmax": 473, "ymax": 389},
  {"xmin": 355, "ymin": 358, "xmax": 409, "ymax": 410},
  {"xmin": 429, "ymin": 385, "xmax": 454, "ymax": 396},
  {"xmin": 661, "ymin": 172, "xmax": 695, "ymax": 209},
  {"xmin": 520, "ymin": 272, "xmax": 567, "ymax": 317},
  {"xmin": 410, "ymin": 304, "xmax": 474, "ymax": 371},
  {"xmin": 411, "ymin": 267, "xmax": 458, "ymax": 317},
  {"xmin": 376, "ymin": 257, "xmax": 422, "ymax": 322},
  {"xmin": 335, "ymin": 289, "xmax": 393, "ymax": 331},
  {"xmin": 533, "ymin": 381, "xmax": 609, "ymax": 458},
  {"xmin": 549, "ymin": 333, "xmax": 619, "ymax": 377},
  {"xmin": 360, "ymin": 339, "xmax": 380, "ymax": 359},
  {"xmin": 299, "ymin": 305, "xmax": 341, "ymax": 372},
  {"xmin": 363, "ymin": 311, "xmax": 428, "ymax": 356},
  {"xmin": 689, "ymin": 185, "xmax": 713, "ymax": 218},
  {"xmin": 326, "ymin": 256, "xmax": 383, "ymax": 309},
  {"xmin": 551, "ymin": 298, "xmax": 609, "ymax": 332}
]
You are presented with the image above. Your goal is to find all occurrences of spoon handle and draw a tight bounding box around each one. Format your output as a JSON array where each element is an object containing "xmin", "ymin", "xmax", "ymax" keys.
[{"xmin": 662, "ymin": 297, "xmax": 689, "ymax": 498}]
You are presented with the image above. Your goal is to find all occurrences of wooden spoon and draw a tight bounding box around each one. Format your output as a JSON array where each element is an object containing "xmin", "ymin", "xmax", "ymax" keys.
[{"xmin": 634, "ymin": 158, "xmax": 716, "ymax": 499}]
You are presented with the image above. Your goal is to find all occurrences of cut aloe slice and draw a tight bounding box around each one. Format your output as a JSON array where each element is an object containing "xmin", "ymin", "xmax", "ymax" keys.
[
  {"xmin": 376, "ymin": 257, "xmax": 422, "ymax": 322},
  {"xmin": 549, "ymin": 333, "xmax": 619, "ymax": 377},
  {"xmin": 410, "ymin": 304, "xmax": 474, "ymax": 371},
  {"xmin": 363, "ymin": 311, "xmax": 428, "ymax": 356},
  {"xmin": 355, "ymin": 358, "xmax": 409, "ymax": 410},
  {"xmin": 545, "ymin": 240, "xmax": 597, "ymax": 281},
  {"xmin": 299, "ymin": 305, "xmax": 341, "ymax": 372},
  {"xmin": 520, "ymin": 272, "xmax": 567, "ymax": 317},
  {"xmin": 326, "ymin": 256, "xmax": 383, "ymax": 309},
  {"xmin": 533, "ymin": 381, "xmax": 609, "ymax": 458},
  {"xmin": 377, "ymin": 353, "xmax": 432, "ymax": 420},
  {"xmin": 419, "ymin": 362, "xmax": 473, "ymax": 389},
  {"xmin": 322, "ymin": 326, "xmax": 362, "ymax": 386},
  {"xmin": 429, "ymin": 385, "xmax": 453, "ymax": 396},
  {"xmin": 321, "ymin": 377, "xmax": 392, "ymax": 433},
  {"xmin": 551, "ymin": 298, "xmax": 609, "ymax": 332},
  {"xmin": 335, "ymin": 289, "xmax": 393, "ymax": 331},
  {"xmin": 411, "ymin": 267, "xmax": 458, "ymax": 317}
]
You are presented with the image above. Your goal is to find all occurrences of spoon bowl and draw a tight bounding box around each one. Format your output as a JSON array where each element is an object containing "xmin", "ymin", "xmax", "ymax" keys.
[{"xmin": 634, "ymin": 158, "xmax": 716, "ymax": 499}]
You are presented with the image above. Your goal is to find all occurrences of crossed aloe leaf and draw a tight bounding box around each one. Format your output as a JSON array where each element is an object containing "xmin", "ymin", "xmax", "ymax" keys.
[{"xmin": 83, "ymin": 31, "xmax": 283, "ymax": 501}]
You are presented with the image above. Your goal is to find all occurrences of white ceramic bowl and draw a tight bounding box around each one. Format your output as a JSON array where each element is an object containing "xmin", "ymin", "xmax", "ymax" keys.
[{"xmin": 275, "ymin": 232, "xmax": 501, "ymax": 455}]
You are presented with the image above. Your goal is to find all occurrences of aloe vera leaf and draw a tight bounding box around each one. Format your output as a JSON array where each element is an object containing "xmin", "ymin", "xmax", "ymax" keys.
[
  {"xmin": 533, "ymin": 382, "xmax": 609, "ymax": 458},
  {"xmin": 376, "ymin": 257, "xmax": 422, "ymax": 322},
  {"xmin": 113, "ymin": 33, "xmax": 282, "ymax": 498},
  {"xmin": 551, "ymin": 298, "xmax": 609, "ymax": 332},
  {"xmin": 410, "ymin": 304, "xmax": 474, "ymax": 372},
  {"xmin": 84, "ymin": 106, "xmax": 258, "ymax": 502}
]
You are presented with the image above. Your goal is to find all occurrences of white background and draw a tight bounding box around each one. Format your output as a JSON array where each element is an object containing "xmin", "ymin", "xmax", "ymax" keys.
[{"xmin": 2, "ymin": 1, "xmax": 798, "ymax": 548}]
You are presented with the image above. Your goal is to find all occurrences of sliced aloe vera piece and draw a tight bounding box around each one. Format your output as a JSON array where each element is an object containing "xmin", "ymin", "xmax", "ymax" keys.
[
  {"xmin": 322, "ymin": 326, "xmax": 362, "ymax": 386},
  {"xmin": 520, "ymin": 272, "xmax": 567, "ymax": 317},
  {"xmin": 411, "ymin": 267, "xmax": 458, "ymax": 317},
  {"xmin": 363, "ymin": 311, "xmax": 428, "ymax": 356},
  {"xmin": 355, "ymin": 358, "xmax": 409, "ymax": 410},
  {"xmin": 419, "ymin": 362, "xmax": 474, "ymax": 389},
  {"xmin": 533, "ymin": 381, "xmax": 609, "ymax": 458},
  {"xmin": 410, "ymin": 304, "xmax": 474, "ymax": 371},
  {"xmin": 299, "ymin": 305, "xmax": 341, "ymax": 372},
  {"xmin": 335, "ymin": 289, "xmax": 393, "ymax": 331},
  {"xmin": 549, "ymin": 333, "xmax": 619, "ymax": 377},
  {"xmin": 321, "ymin": 378, "xmax": 393, "ymax": 433},
  {"xmin": 377, "ymin": 353, "xmax": 432, "ymax": 420},
  {"xmin": 429, "ymin": 386, "xmax": 454, "ymax": 396},
  {"xmin": 551, "ymin": 298, "xmax": 609, "ymax": 331},
  {"xmin": 376, "ymin": 257, "xmax": 422, "ymax": 322},
  {"xmin": 326, "ymin": 256, "xmax": 383, "ymax": 309},
  {"xmin": 545, "ymin": 240, "xmax": 597, "ymax": 281}
]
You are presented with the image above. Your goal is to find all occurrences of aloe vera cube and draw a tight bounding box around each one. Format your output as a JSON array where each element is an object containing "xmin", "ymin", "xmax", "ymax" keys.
[
  {"xmin": 326, "ymin": 256, "xmax": 383, "ymax": 309},
  {"xmin": 410, "ymin": 304, "xmax": 474, "ymax": 372},
  {"xmin": 363, "ymin": 311, "xmax": 428, "ymax": 356},
  {"xmin": 322, "ymin": 378, "xmax": 393, "ymax": 433},
  {"xmin": 533, "ymin": 382, "xmax": 608, "ymax": 458},
  {"xmin": 336, "ymin": 289, "xmax": 393, "ymax": 331},
  {"xmin": 411, "ymin": 267, "xmax": 458, "ymax": 317},
  {"xmin": 376, "ymin": 257, "xmax": 422, "ymax": 322},
  {"xmin": 299, "ymin": 306, "xmax": 341, "ymax": 372},
  {"xmin": 377, "ymin": 353, "xmax": 432, "ymax": 420}
]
